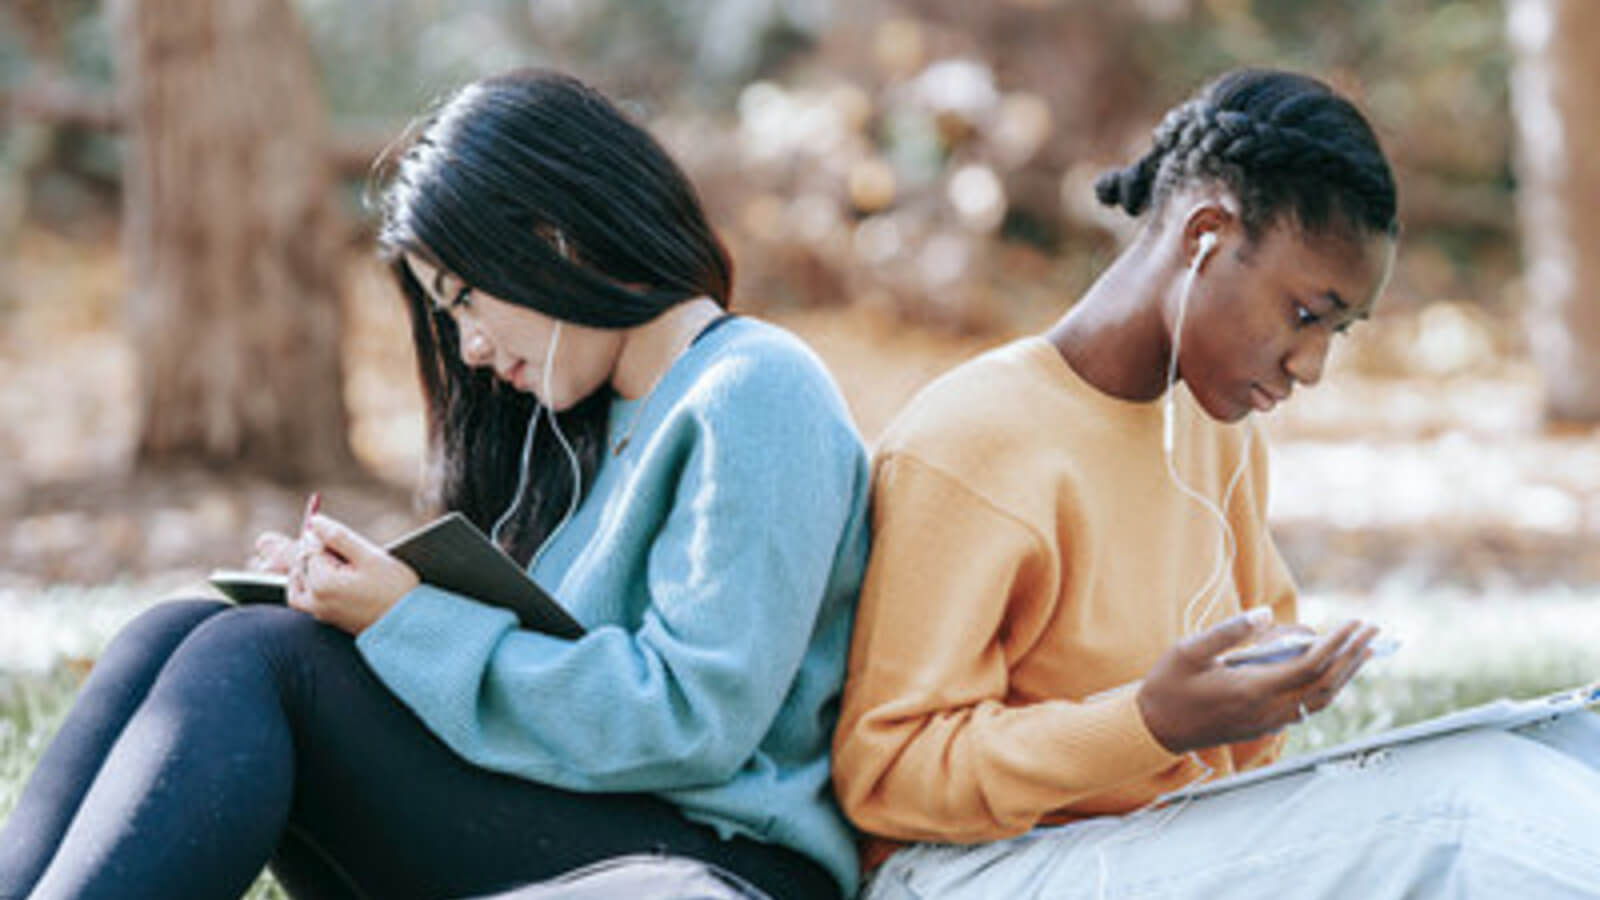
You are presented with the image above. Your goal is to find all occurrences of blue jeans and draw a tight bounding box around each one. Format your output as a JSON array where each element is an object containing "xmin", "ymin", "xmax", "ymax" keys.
[{"xmin": 865, "ymin": 712, "xmax": 1600, "ymax": 899}]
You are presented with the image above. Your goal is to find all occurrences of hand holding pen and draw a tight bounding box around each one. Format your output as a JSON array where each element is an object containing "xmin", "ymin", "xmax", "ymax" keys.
[
  {"xmin": 244, "ymin": 491, "xmax": 320, "ymax": 575},
  {"xmin": 285, "ymin": 494, "xmax": 420, "ymax": 636}
]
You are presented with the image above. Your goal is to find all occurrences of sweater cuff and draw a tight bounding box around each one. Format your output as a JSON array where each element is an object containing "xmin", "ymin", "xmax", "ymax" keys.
[
  {"xmin": 1104, "ymin": 685, "xmax": 1184, "ymax": 771},
  {"xmin": 1040, "ymin": 685, "xmax": 1181, "ymax": 787}
]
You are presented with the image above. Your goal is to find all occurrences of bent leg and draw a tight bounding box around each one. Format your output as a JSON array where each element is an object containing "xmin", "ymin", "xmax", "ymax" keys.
[
  {"xmin": 0, "ymin": 599, "xmax": 227, "ymax": 899},
  {"xmin": 24, "ymin": 604, "xmax": 317, "ymax": 900},
  {"xmin": 255, "ymin": 609, "xmax": 836, "ymax": 900},
  {"xmin": 869, "ymin": 724, "xmax": 1600, "ymax": 900},
  {"xmin": 13, "ymin": 603, "xmax": 833, "ymax": 900}
]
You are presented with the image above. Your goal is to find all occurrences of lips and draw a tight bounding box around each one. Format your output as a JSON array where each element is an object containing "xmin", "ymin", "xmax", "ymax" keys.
[
  {"xmin": 499, "ymin": 360, "xmax": 527, "ymax": 389},
  {"xmin": 1250, "ymin": 383, "xmax": 1283, "ymax": 412}
]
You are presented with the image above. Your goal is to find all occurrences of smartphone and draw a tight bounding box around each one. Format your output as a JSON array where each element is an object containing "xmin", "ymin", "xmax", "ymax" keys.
[
  {"xmin": 1221, "ymin": 633, "xmax": 1399, "ymax": 667},
  {"xmin": 1220, "ymin": 633, "xmax": 1317, "ymax": 667}
]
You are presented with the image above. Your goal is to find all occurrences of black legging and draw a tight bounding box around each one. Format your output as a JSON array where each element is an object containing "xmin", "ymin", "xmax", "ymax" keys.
[{"xmin": 0, "ymin": 600, "xmax": 839, "ymax": 900}]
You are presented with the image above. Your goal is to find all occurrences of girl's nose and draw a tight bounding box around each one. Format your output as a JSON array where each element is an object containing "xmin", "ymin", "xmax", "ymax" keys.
[{"xmin": 1284, "ymin": 331, "xmax": 1329, "ymax": 387}]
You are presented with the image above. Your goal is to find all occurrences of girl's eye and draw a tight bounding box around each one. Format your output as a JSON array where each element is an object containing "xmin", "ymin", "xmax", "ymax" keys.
[
  {"xmin": 1294, "ymin": 304, "xmax": 1320, "ymax": 328},
  {"xmin": 449, "ymin": 287, "xmax": 473, "ymax": 310}
]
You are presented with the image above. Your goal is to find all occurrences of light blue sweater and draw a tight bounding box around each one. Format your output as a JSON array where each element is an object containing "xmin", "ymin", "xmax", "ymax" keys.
[{"xmin": 356, "ymin": 317, "xmax": 870, "ymax": 895}]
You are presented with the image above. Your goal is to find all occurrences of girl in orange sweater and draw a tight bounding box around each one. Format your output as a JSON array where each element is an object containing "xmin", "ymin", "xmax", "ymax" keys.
[{"xmin": 834, "ymin": 68, "xmax": 1600, "ymax": 899}]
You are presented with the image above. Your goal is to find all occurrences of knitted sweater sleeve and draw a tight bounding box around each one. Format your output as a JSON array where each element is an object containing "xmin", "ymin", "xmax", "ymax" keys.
[
  {"xmin": 355, "ymin": 351, "xmax": 867, "ymax": 793},
  {"xmin": 832, "ymin": 454, "xmax": 1180, "ymax": 844}
]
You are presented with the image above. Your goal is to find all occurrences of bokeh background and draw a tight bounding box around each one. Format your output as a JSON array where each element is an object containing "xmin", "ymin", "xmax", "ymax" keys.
[{"xmin": 3, "ymin": 2, "xmax": 1599, "ymax": 893}]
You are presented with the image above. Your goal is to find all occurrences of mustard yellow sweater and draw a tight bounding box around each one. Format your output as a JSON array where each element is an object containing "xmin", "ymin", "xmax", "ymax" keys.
[{"xmin": 832, "ymin": 336, "xmax": 1294, "ymax": 859}]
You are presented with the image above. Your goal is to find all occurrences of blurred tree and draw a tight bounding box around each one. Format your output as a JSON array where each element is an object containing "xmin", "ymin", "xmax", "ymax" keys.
[
  {"xmin": 1507, "ymin": 0, "xmax": 1600, "ymax": 423},
  {"xmin": 110, "ymin": 0, "xmax": 358, "ymax": 479}
]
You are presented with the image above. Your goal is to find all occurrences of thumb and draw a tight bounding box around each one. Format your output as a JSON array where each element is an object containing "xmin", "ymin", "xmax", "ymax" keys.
[
  {"xmin": 307, "ymin": 514, "xmax": 377, "ymax": 564},
  {"xmin": 1182, "ymin": 607, "xmax": 1274, "ymax": 659}
]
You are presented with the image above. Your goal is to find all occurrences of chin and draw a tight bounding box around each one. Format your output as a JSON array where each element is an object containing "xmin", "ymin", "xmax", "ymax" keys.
[{"xmin": 1188, "ymin": 386, "xmax": 1250, "ymax": 424}]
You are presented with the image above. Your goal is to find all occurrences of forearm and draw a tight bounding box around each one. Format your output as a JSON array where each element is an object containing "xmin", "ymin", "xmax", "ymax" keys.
[
  {"xmin": 357, "ymin": 584, "xmax": 809, "ymax": 791},
  {"xmin": 835, "ymin": 686, "xmax": 1179, "ymax": 842}
]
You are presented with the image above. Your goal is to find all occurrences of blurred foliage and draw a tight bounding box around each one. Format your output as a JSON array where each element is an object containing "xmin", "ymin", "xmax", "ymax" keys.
[
  {"xmin": 0, "ymin": 0, "xmax": 1525, "ymax": 333},
  {"xmin": 0, "ymin": 1, "xmax": 1517, "ymax": 193}
]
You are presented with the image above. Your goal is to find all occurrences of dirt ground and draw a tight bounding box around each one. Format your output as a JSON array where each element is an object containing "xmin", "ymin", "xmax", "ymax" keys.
[{"xmin": 3, "ymin": 227, "xmax": 1599, "ymax": 599}]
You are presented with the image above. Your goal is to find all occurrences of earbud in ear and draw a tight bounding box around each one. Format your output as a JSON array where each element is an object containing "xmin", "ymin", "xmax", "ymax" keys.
[{"xmin": 1194, "ymin": 231, "xmax": 1218, "ymax": 269}]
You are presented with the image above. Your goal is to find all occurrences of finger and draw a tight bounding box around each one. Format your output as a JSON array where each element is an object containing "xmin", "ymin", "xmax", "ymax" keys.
[
  {"xmin": 252, "ymin": 532, "xmax": 294, "ymax": 569},
  {"xmin": 1290, "ymin": 637, "xmax": 1375, "ymax": 715},
  {"xmin": 306, "ymin": 514, "xmax": 376, "ymax": 564},
  {"xmin": 1311, "ymin": 654, "xmax": 1367, "ymax": 711},
  {"xmin": 1182, "ymin": 608, "xmax": 1275, "ymax": 659},
  {"xmin": 255, "ymin": 530, "xmax": 293, "ymax": 551},
  {"xmin": 286, "ymin": 566, "xmax": 312, "ymax": 612},
  {"xmin": 1258, "ymin": 622, "xmax": 1315, "ymax": 642},
  {"xmin": 1264, "ymin": 620, "xmax": 1364, "ymax": 691},
  {"xmin": 1303, "ymin": 631, "xmax": 1378, "ymax": 710},
  {"xmin": 304, "ymin": 550, "xmax": 361, "ymax": 596}
]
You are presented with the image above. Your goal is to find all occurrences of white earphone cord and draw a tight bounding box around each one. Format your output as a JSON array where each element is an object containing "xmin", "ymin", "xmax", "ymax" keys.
[
  {"xmin": 1162, "ymin": 235, "xmax": 1254, "ymax": 635},
  {"xmin": 1093, "ymin": 235, "xmax": 1252, "ymax": 899},
  {"xmin": 489, "ymin": 322, "xmax": 584, "ymax": 567}
]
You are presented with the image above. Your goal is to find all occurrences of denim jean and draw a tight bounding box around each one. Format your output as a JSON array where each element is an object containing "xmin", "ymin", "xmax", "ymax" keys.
[{"xmin": 865, "ymin": 712, "xmax": 1600, "ymax": 899}]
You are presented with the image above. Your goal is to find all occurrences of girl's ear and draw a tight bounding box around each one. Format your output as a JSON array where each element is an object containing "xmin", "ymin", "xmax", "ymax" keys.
[{"xmin": 1179, "ymin": 200, "xmax": 1239, "ymax": 274}]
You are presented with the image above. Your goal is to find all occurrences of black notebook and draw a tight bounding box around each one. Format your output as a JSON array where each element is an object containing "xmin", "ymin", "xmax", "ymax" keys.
[{"xmin": 208, "ymin": 512, "xmax": 584, "ymax": 639}]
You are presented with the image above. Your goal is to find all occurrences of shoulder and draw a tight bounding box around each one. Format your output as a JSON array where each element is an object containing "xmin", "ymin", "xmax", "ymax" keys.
[
  {"xmin": 679, "ymin": 316, "xmax": 858, "ymax": 432},
  {"xmin": 654, "ymin": 318, "xmax": 871, "ymax": 532},
  {"xmin": 877, "ymin": 337, "xmax": 1055, "ymax": 463},
  {"xmin": 872, "ymin": 338, "xmax": 1097, "ymax": 527}
]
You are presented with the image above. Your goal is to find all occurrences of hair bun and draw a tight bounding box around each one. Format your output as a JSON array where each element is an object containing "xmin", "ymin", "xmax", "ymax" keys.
[
  {"xmin": 1093, "ymin": 168, "xmax": 1126, "ymax": 209},
  {"xmin": 1094, "ymin": 164, "xmax": 1153, "ymax": 217}
]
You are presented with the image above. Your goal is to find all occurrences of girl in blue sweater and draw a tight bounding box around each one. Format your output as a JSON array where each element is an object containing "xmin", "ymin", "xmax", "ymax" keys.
[{"xmin": 0, "ymin": 70, "xmax": 869, "ymax": 900}]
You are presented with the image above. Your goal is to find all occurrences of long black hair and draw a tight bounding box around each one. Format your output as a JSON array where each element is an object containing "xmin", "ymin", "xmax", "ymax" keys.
[
  {"xmin": 1095, "ymin": 68, "xmax": 1397, "ymax": 241},
  {"xmin": 375, "ymin": 69, "xmax": 733, "ymax": 564}
]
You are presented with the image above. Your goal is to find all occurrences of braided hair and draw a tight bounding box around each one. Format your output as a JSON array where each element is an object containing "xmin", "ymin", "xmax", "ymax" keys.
[{"xmin": 1095, "ymin": 69, "xmax": 1397, "ymax": 240}]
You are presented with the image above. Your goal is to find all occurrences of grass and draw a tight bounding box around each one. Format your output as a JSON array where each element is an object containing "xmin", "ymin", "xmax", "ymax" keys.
[
  {"xmin": 1284, "ymin": 589, "xmax": 1599, "ymax": 754},
  {"xmin": 1, "ymin": 584, "xmax": 1595, "ymax": 895}
]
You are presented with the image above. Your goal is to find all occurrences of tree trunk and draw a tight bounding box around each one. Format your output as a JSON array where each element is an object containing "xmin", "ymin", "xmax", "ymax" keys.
[
  {"xmin": 1508, "ymin": 0, "xmax": 1600, "ymax": 423},
  {"xmin": 111, "ymin": 0, "xmax": 358, "ymax": 480}
]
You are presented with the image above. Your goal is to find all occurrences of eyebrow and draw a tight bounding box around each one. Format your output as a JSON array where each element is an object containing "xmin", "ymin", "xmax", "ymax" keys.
[{"xmin": 1323, "ymin": 289, "xmax": 1372, "ymax": 322}]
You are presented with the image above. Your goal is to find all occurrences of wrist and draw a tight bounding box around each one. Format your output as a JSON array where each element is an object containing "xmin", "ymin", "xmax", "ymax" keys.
[{"xmin": 1135, "ymin": 680, "xmax": 1187, "ymax": 754}]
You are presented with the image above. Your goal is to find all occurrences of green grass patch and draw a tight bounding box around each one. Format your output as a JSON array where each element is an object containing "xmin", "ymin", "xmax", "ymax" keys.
[{"xmin": 1, "ymin": 585, "xmax": 1594, "ymax": 894}]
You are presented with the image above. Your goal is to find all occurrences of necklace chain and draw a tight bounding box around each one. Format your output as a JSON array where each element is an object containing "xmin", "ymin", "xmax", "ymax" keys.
[{"xmin": 610, "ymin": 315, "xmax": 712, "ymax": 456}]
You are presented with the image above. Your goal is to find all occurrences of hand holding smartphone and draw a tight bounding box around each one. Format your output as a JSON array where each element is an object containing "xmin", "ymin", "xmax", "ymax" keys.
[{"xmin": 1220, "ymin": 631, "xmax": 1399, "ymax": 667}]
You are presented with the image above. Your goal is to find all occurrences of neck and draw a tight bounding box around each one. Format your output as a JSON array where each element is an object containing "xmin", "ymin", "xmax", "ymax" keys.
[
  {"xmin": 1046, "ymin": 232, "xmax": 1180, "ymax": 403},
  {"xmin": 610, "ymin": 297, "xmax": 723, "ymax": 399}
]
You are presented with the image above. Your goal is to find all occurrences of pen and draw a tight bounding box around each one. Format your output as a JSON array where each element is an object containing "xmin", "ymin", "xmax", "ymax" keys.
[{"xmin": 300, "ymin": 491, "xmax": 321, "ymax": 538}]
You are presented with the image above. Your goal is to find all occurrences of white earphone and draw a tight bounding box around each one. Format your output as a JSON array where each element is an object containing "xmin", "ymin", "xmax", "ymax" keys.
[
  {"xmin": 543, "ymin": 322, "xmax": 562, "ymax": 402},
  {"xmin": 1166, "ymin": 229, "xmax": 1218, "ymax": 453},
  {"xmin": 1194, "ymin": 230, "xmax": 1218, "ymax": 269},
  {"xmin": 1162, "ymin": 224, "xmax": 1253, "ymax": 638},
  {"xmin": 489, "ymin": 321, "xmax": 582, "ymax": 556}
]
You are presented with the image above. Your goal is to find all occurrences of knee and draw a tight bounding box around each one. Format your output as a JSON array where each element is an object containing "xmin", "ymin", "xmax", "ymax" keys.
[
  {"xmin": 175, "ymin": 604, "xmax": 349, "ymax": 682},
  {"xmin": 1397, "ymin": 728, "xmax": 1592, "ymax": 815},
  {"xmin": 184, "ymin": 604, "xmax": 338, "ymax": 656},
  {"xmin": 101, "ymin": 598, "xmax": 230, "ymax": 666},
  {"xmin": 164, "ymin": 606, "xmax": 358, "ymax": 722}
]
